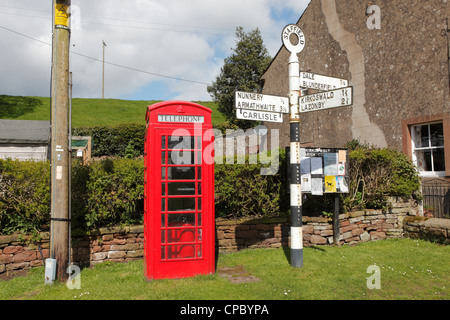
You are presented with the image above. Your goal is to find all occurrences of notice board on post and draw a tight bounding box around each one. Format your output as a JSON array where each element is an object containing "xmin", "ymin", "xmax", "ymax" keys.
[{"xmin": 300, "ymin": 148, "xmax": 349, "ymax": 195}]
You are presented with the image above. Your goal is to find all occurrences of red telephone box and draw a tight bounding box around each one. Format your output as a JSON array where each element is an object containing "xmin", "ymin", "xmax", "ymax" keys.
[{"xmin": 144, "ymin": 101, "xmax": 215, "ymax": 280}]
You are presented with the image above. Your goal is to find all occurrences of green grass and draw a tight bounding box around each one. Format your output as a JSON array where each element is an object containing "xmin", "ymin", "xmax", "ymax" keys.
[
  {"xmin": 0, "ymin": 95, "xmax": 226, "ymax": 127},
  {"xmin": 1, "ymin": 238, "xmax": 448, "ymax": 300}
]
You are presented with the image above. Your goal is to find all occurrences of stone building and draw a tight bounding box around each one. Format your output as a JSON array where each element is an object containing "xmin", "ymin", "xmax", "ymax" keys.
[{"xmin": 261, "ymin": 0, "xmax": 449, "ymax": 181}]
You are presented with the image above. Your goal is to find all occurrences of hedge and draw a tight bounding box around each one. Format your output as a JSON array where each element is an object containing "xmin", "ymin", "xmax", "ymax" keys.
[
  {"xmin": 72, "ymin": 122, "xmax": 237, "ymax": 158},
  {"xmin": 72, "ymin": 124, "xmax": 145, "ymax": 158},
  {"xmin": 0, "ymin": 143, "xmax": 421, "ymax": 236}
]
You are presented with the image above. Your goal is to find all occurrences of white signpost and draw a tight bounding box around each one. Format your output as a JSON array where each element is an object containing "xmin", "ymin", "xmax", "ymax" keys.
[
  {"xmin": 299, "ymin": 72, "xmax": 348, "ymax": 92},
  {"xmin": 235, "ymin": 91, "xmax": 288, "ymax": 123},
  {"xmin": 235, "ymin": 91, "xmax": 289, "ymax": 114},
  {"xmin": 299, "ymin": 86, "xmax": 353, "ymax": 113}
]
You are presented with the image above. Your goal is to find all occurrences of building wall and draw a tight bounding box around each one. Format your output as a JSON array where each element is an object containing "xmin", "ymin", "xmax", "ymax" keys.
[
  {"xmin": 261, "ymin": 0, "xmax": 449, "ymax": 152},
  {"xmin": 0, "ymin": 144, "xmax": 49, "ymax": 161}
]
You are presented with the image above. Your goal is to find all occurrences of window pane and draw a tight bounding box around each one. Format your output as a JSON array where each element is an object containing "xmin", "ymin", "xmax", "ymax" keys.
[
  {"xmin": 414, "ymin": 125, "xmax": 430, "ymax": 148},
  {"xmin": 161, "ymin": 152, "xmax": 166, "ymax": 164},
  {"xmin": 161, "ymin": 183, "xmax": 166, "ymax": 195},
  {"xmin": 161, "ymin": 136, "xmax": 166, "ymax": 149},
  {"xmin": 168, "ymin": 151, "xmax": 195, "ymax": 165},
  {"xmin": 168, "ymin": 213, "xmax": 196, "ymax": 226},
  {"xmin": 168, "ymin": 167, "xmax": 196, "ymax": 180},
  {"xmin": 167, "ymin": 228, "xmax": 195, "ymax": 244},
  {"xmin": 168, "ymin": 136, "xmax": 194, "ymax": 150},
  {"xmin": 168, "ymin": 182, "xmax": 196, "ymax": 195},
  {"xmin": 430, "ymin": 123, "xmax": 444, "ymax": 147},
  {"xmin": 433, "ymin": 149, "xmax": 445, "ymax": 171},
  {"xmin": 167, "ymin": 245, "xmax": 195, "ymax": 259},
  {"xmin": 168, "ymin": 198, "xmax": 196, "ymax": 211}
]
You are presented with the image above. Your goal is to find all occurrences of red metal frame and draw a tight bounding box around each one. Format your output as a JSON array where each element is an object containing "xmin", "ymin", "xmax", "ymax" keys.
[{"xmin": 144, "ymin": 101, "xmax": 215, "ymax": 280}]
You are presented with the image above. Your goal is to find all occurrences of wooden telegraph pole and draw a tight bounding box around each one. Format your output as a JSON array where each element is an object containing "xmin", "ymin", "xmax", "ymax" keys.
[{"xmin": 50, "ymin": 0, "xmax": 71, "ymax": 282}]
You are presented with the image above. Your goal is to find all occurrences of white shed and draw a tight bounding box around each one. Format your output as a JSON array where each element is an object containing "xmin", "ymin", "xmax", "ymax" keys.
[{"xmin": 0, "ymin": 120, "xmax": 51, "ymax": 161}]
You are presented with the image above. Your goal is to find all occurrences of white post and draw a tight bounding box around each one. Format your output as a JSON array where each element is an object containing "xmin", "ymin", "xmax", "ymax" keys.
[{"xmin": 282, "ymin": 24, "xmax": 305, "ymax": 268}]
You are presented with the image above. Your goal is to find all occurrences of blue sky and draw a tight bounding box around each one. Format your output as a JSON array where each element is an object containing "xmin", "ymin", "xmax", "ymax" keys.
[{"xmin": 0, "ymin": 0, "xmax": 310, "ymax": 101}]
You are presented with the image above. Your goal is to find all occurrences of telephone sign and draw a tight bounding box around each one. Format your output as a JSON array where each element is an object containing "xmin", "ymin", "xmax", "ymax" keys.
[{"xmin": 144, "ymin": 101, "xmax": 215, "ymax": 280}]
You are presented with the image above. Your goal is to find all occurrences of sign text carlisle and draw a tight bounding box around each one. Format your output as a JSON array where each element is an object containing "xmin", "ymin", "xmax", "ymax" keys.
[{"xmin": 236, "ymin": 109, "xmax": 283, "ymax": 123}]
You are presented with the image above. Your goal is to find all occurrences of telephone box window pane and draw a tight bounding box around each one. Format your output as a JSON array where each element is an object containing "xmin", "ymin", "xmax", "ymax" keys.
[
  {"xmin": 167, "ymin": 245, "xmax": 195, "ymax": 260},
  {"xmin": 168, "ymin": 213, "xmax": 196, "ymax": 226},
  {"xmin": 197, "ymin": 151, "xmax": 202, "ymax": 164},
  {"xmin": 198, "ymin": 198, "xmax": 202, "ymax": 210},
  {"xmin": 168, "ymin": 182, "xmax": 195, "ymax": 195},
  {"xmin": 168, "ymin": 198, "xmax": 196, "ymax": 211},
  {"xmin": 197, "ymin": 167, "xmax": 202, "ymax": 179},
  {"xmin": 161, "ymin": 167, "xmax": 166, "ymax": 180},
  {"xmin": 197, "ymin": 245, "xmax": 202, "ymax": 258},
  {"xmin": 161, "ymin": 246, "xmax": 166, "ymax": 260},
  {"xmin": 161, "ymin": 152, "xmax": 166, "ymax": 164},
  {"xmin": 198, "ymin": 213, "xmax": 202, "ymax": 226},
  {"xmin": 167, "ymin": 228, "xmax": 195, "ymax": 244},
  {"xmin": 168, "ymin": 151, "xmax": 195, "ymax": 165},
  {"xmin": 161, "ymin": 136, "xmax": 166, "ymax": 149},
  {"xmin": 161, "ymin": 199, "xmax": 166, "ymax": 211},
  {"xmin": 161, "ymin": 230, "xmax": 165, "ymax": 244},
  {"xmin": 168, "ymin": 167, "xmax": 196, "ymax": 180},
  {"xmin": 161, "ymin": 214, "xmax": 166, "ymax": 227},
  {"xmin": 168, "ymin": 136, "xmax": 194, "ymax": 150},
  {"xmin": 197, "ymin": 136, "xmax": 202, "ymax": 149},
  {"xmin": 197, "ymin": 182, "xmax": 201, "ymax": 195},
  {"xmin": 161, "ymin": 183, "xmax": 166, "ymax": 195}
]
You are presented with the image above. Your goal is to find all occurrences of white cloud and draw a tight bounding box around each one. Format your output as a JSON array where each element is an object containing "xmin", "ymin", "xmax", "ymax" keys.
[{"xmin": 0, "ymin": 0, "xmax": 310, "ymax": 101}]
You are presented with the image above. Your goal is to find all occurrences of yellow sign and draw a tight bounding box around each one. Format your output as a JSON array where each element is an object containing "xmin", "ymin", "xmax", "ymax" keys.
[
  {"xmin": 324, "ymin": 176, "xmax": 337, "ymax": 193},
  {"xmin": 55, "ymin": 3, "xmax": 69, "ymax": 27}
]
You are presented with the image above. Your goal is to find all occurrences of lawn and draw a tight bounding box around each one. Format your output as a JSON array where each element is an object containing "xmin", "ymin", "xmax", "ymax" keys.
[
  {"xmin": 0, "ymin": 95, "xmax": 226, "ymax": 127},
  {"xmin": 0, "ymin": 238, "xmax": 448, "ymax": 302}
]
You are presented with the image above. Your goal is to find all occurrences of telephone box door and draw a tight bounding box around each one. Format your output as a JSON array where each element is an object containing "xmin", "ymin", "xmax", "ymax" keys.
[{"xmin": 144, "ymin": 101, "xmax": 215, "ymax": 280}]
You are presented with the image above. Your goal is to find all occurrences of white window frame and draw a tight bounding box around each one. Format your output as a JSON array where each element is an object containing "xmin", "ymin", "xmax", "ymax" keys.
[{"xmin": 411, "ymin": 122, "xmax": 445, "ymax": 177}]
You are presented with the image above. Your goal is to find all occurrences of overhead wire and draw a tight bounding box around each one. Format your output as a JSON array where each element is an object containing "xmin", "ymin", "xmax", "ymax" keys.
[{"xmin": 0, "ymin": 24, "xmax": 209, "ymax": 85}]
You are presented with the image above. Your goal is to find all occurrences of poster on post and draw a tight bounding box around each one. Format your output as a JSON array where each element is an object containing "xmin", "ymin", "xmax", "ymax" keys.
[{"xmin": 299, "ymin": 148, "xmax": 349, "ymax": 194}]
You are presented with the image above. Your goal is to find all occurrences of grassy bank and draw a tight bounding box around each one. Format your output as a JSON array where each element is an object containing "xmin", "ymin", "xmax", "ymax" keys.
[
  {"xmin": 0, "ymin": 95, "xmax": 225, "ymax": 127},
  {"xmin": 1, "ymin": 239, "xmax": 448, "ymax": 300}
]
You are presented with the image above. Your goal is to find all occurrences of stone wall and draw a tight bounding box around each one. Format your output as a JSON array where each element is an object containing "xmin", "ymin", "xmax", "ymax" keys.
[
  {"xmin": 1, "ymin": 200, "xmax": 449, "ymax": 276},
  {"xmin": 403, "ymin": 217, "xmax": 450, "ymax": 244}
]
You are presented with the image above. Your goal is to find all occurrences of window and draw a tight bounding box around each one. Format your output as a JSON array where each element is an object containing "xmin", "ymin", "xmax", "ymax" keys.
[{"xmin": 411, "ymin": 122, "xmax": 445, "ymax": 176}]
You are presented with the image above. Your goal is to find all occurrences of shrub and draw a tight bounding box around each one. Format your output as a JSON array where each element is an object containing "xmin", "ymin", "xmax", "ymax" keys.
[
  {"xmin": 343, "ymin": 141, "xmax": 421, "ymax": 211},
  {"xmin": 214, "ymin": 148, "xmax": 288, "ymax": 219},
  {"xmin": 72, "ymin": 124, "xmax": 146, "ymax": 157},
  {"xmin": 0, "ymin": 159, "xmax": 50, "ymax": 235},
  {"xmin": 75, "ymin": 158, "xmax": 144, "ymax": 228}
]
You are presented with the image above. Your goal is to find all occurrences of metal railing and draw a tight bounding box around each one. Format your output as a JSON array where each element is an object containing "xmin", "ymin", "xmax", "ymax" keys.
[{"xmin": 422, "ymin": 184, "xmax": 450, "ymax": 219}]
